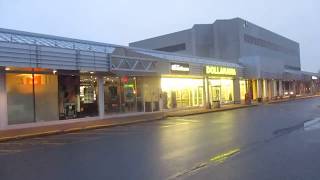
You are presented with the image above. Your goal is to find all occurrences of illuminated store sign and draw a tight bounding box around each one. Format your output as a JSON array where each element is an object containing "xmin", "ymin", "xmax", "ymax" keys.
[
  {"xmin": 312, "ymin": 76, "xmax": 318, "ymax": 80},
  {"xmin": 171, "ymin": 63, "xmax": 190, "ymax": 73},
  {"xmin": 205, "ymin": 66, "xmax": 236, "ymax": 76}
]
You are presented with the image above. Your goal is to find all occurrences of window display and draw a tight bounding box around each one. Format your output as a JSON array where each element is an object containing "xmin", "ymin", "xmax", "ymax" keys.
[
  {"xmin": 161, "ymin": 77, "xmax": 204, "ymax": 109},
  {"xmin": 58, "ymin": 75, "xmax": 80, "ymax": 119},
  {"xmin": 7, "ymin": 72, "xmax": 59, "ymax": 124},
  {"xmin": 104, "ymin": 76, "xmax": 138, "ymax": 113},
  {"xmin": 79, "ymin": 75, "xmax": 98, "ymax": 117},
  {"xmin": 209, "ymin": 79, "xmax": 234, "ymax": 104}
]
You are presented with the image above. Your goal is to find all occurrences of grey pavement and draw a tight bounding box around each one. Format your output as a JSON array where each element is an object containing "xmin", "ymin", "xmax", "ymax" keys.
[{"xmin": 1, "ymin": 98, "xmax": 320, "ymax": 180}]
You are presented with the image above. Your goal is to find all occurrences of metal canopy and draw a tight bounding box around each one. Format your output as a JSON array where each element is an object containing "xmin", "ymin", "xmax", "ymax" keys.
[
  {"xmin": 0, "ymin": 28, "xmax": 116, "ymax": 53},
  {"xmin": 0, "ymin": 28, "xmax": 243, "ymax": 74}
]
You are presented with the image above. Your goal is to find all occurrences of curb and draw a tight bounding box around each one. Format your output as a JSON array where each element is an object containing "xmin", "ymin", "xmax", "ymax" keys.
[
  {"xmin": 267, "ymin": 95, "xmax": 320, "ymax": 104},
  {"xmin": 166, "ymin": 104, "xmax": 258, "ymax": 117},
  {"xmin": 0, "ymin": 115, "xmax": 165, "ymax": 143}
]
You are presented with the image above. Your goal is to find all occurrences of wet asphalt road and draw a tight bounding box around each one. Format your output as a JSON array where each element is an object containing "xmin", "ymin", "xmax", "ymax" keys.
[{"xmin": 1, "ymin": 98, "xmax": 320, "ymax": 180}]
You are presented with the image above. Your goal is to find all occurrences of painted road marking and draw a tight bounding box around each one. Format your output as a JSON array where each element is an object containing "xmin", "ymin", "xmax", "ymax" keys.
[
  {"xmin": 167, "ymin": 162, "xmax": 208, "ymax": 180},
  {"xmin": 210, "ymin": 148, "xmax": 240, "ymax": 163},
  {"xmin": 167, "ymin": 148, "xmax": 241, "ymax": 179}
]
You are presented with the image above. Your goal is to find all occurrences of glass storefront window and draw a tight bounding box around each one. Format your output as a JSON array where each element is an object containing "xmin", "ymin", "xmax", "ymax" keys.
[
  {"xmin": 104, "ymin": 77, "xmax": 121, "ymax": 113},
  {"xmin": 104, "ymin": 76, "xmax": 138, "ymax": 114},
  {"xmin": 58, "ymin": 74, "xmax": 99, "ymax": 119},
  {"xmin": 58, "ymin": 75, "xmax": 80, "ymax": 119},
  {"xmin": 6, "ymin": 73, "xmax": 35, "ymax": 124},
  {"xmin": 79, "ymin": 75, "xmax": 98, "ymax": 117},
  {"xmin": 6, "ymin": 70, "xmax": 100, "ymax": 123},
  {"xmin": 34, "ymin": 74, "xmax": 59, "ymax": 121},
  {"xmin": 137, "ymin": 77, "xmax": 160, "ymax": 112},
  {"xmin": 161, "ymin": 77, "xmax": 203, "ymax": 109},
  {"xmin": 122, "ymin": 77, "xmax": 137, "ymax": 112},
  {"xmin": 7, "ymin": 72, "xmax": 59, "ymax": 124},
  {"xmin": 209, "ymin": 79, "xmax": 234, "ymax": 104},
  {"xmin": 240, "ymin": 80, "xmax": 247, "ymax": 100}
]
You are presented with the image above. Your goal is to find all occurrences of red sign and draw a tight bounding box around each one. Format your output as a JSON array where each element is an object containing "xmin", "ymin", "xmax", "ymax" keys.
[{"xmin": 121, "ymin": 76, "xmax": 129, "ymax": 83}]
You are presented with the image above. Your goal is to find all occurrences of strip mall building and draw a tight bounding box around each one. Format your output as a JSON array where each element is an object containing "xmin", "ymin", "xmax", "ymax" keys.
[{"xmin": 0, "ymin": 18, "xmax": 318, "ymax": 130}]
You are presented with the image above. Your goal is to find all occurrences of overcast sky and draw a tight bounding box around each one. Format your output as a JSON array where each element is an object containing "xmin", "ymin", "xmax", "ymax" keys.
[{"xmin": 0, "ymin": 0, "xmax": 319, "ymax": 72}]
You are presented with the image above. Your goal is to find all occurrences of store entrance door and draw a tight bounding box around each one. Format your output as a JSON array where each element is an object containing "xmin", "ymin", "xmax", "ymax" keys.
[{"xmin": 211, "ymin": 86, "xmax": 221, "ymax": 101}]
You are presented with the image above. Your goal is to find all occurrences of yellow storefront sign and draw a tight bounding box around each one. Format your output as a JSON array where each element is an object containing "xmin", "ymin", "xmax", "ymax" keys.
[{"xmin": 205, "ymin": 66, "xmax": 236, "ymax": 76}]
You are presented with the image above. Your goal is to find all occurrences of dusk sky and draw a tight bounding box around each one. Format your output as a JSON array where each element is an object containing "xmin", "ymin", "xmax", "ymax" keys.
[{"xmin": 0, "ymin": 0, "xmax": 319, "ymax": 72}]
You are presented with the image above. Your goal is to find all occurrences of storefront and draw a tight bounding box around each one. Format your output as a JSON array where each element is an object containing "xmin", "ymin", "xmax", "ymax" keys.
[
  {"xmin": 161, "ymin": 63, "xmax": 204, "ymax": 109},
  {"xmin": 239, "ymin": 79, "xmax": 248, "ymax": 102},
  {"xmin": 161, "ymin": 76, "xmax": 204, "ymax": 109},
  {"xmin": 204, "ymin": 65, "xmax": 238, "ymax": 105},
  {"xmin": 104, "ymin": 76, "xmax": 140, "ymax": 113},
  {"xmin": 2, "ymin": 66, "xmax": 163, "ymax": 125},
  {"xmin": 6, "ymin": 68, "xmax": 59, "ymax": 124},
  {"xmin": 4, "ymin": 68, "xmax": 102, "ymax": 124}
]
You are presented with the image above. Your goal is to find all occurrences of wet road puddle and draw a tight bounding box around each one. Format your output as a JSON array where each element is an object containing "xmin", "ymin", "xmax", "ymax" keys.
[
  {"xmin": 161, "ymin": 119, "xmax": 201, "ymax": 128},
  {"xmin": 304, "ymin": 117, "xmax": 320, "ymax": 131},
  {"xmin": 161, "ymin": 122, "xmax": 190, "ymax": 128},
  {"xmin": 273, "ymin": 118, "xmax": 320, "ymax": 136}
]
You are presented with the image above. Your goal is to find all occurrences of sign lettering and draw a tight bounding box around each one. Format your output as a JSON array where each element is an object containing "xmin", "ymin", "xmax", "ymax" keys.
[{"xmin": 205, "ymin": 66, "xmax": 236, "ymax": 76}]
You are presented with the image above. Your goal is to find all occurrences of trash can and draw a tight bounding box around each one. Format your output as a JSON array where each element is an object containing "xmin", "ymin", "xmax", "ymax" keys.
[
  {"xmin": 257, "ymin": 97, "xmax": 262, "ymax": 103},
  {"xmin": 245, "ymin": 93, "xmax": 251, "ymax": 105},
  {"xmin": 212, "ymin": 100, "xmax": 221, "ymax": 108}
]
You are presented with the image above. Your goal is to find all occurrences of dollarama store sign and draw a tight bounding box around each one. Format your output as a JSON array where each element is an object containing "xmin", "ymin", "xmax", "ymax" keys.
[{"xmin": 205, "ymin": 66, "xmax": 236, "ymax": 76}]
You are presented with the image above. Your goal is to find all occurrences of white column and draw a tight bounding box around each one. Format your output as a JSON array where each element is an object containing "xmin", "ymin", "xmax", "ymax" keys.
[
  {"xmin": 203, "ymin": 76, "xmax": 210, "ymax": 109},
  {"xmin": 263, "ymin": 79, "xmax": 267, "ymax": 98},
  {"xmin": 233, "ymin": 78, "xmax": 241, "ymax": 104},
  {"xmin": 257, "ymin": 79, "xmax": 262, "ymax": 98},
  {"xmin": 262, "ymin": 79, "xmax": 267, "ymax": 99},
  {"xmin": 97, "ymin": 75, "xmax": 105, "ymax": 119},
  {"xmin": 267, "ymin": 80, "xmax": 272, "ymax": 99},
  {"xmin": 273, "ymin": 80, "xmax": 277, "ymax": 97},
  {"xmin": 279, "ymin": 80, "xmax": 283, "ymax": 96},
  {"xmin": 0, "ymin": 68, "xmax": 8, "ymax": 129},
  {"xmin": 292, "ymin": 81, "xmax": 296, "ymax": 94},
  {"xmin": 202, "ymin": 77, "xmax": 206, "ymax": 107}
]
